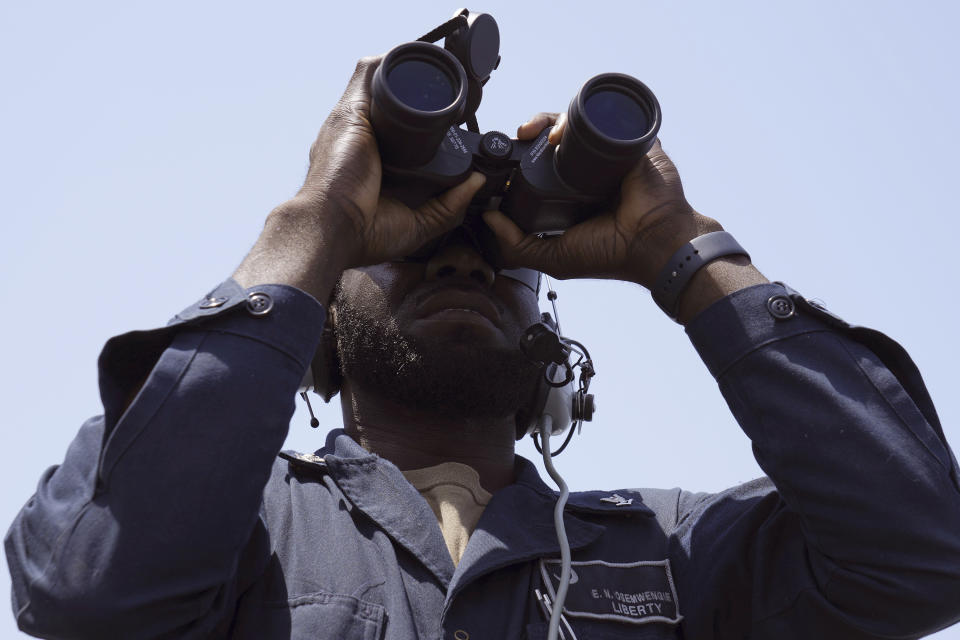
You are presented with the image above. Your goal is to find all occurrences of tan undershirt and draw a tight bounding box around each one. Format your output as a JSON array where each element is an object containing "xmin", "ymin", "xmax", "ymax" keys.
[{"xmin": 402, "ymin": 462, "xmax": 492, "ymax": 567}]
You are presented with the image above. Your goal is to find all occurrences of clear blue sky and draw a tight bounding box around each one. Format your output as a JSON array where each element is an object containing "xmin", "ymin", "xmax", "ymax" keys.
[{"xmin": 2, "ymin": 1, "xmax": 958, "ymax": 637}]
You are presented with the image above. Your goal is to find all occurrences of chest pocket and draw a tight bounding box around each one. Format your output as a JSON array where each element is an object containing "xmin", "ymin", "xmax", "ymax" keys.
[
  {"xmin": 527, "ymin": 559, "xmax": 682, "ymax": 639},
  {"xmin": 281, "ymin": 592, "xmax": 385, "ymax": 640}
]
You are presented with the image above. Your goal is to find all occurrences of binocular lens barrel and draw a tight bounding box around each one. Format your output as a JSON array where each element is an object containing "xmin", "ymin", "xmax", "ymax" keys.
[
  {"xmin": 556, "ymin": 74, "xmax": 661, "ymax": 194},
  {"xmin": 371, "ymin": 43, "xmax": 468, "ymax": 167}
]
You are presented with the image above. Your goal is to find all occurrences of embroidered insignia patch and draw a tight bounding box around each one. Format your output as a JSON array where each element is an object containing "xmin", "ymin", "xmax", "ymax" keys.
[{"xmin": 539, "ymin": 559, "xmax": 682, "ymax": 625}]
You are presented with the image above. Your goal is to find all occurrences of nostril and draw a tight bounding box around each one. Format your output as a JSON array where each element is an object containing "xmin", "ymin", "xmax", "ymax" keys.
[
  {"xmin": 436, "ymin": 265, "xmax": 456, "ymax": 278},
  {"xmin": 469, "ymin": 270, "xmax": 488, "ymax": 285}
]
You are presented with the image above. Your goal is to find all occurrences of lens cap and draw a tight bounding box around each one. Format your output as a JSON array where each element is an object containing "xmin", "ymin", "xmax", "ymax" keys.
[
  {"xmin": 444, "ymin": 12, "xmax": 501, "ymax": 83},
  {"xmin": 444, "ymin": 11, "xmax": 501, "ymax": 122}
]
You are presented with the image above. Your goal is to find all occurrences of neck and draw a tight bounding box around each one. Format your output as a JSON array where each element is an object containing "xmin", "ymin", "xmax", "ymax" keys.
[{"xmin": 340, "ymin": 380, "xmax": 518, "ymax": 493}]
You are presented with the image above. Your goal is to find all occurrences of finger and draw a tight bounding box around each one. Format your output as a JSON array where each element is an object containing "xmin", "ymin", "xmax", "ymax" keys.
[
  {"xmin": 517, "ymin": 112, "xmax": 560, "ymax": 140},
  {"xmin": 547, "ymin": 112, "xmax": 567, "ymax": 146},
  {"xmin": 645, "ymin": 137, "xmax": 667, "ymax": 163},
  {"xmin": 617, "ymin": 137, "xmax": 671, "ymax": 188},
  {"xmin": 414, "ymin": 172, "xmax": 486, "ymax": 234},
  {"xmin": 482, "ymin": 210, "xmax": 527, "ymax": 251},
  {"xmin": 338, "ymin": 55, "xmax": 384, "ymax": 110},
  {"xmin": 482, "ymin": 210, "xmax": 555, "ymax": 272}
]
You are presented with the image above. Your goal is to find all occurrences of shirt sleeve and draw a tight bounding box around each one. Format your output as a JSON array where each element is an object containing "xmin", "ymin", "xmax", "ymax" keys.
[
  {"xmin": 4, "ymin": 280, "xmax": 325, "ymax": 639},
  {"xmin": 674, "ymin": 282, "xmax": 960, "ymax": 639}
]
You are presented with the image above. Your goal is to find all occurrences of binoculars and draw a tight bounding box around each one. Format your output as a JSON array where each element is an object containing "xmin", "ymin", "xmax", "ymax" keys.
[{"xmin": 369, "ymin": 9, "xmax": 662, "ymax": 237}]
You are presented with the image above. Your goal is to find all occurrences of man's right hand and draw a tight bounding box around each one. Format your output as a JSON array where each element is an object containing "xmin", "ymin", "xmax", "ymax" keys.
[{"xmin": 233, "ymin": 56, "xmax": 485, "ymax": 303}]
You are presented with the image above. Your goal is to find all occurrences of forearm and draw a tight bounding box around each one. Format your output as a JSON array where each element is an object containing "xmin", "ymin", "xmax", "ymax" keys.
[
  {"xmin": 233, "ymin": 197, "xmax": 354, "ymax": 304},
  {"xmin": 5, "ymin": 283, "xmax": 325, "ymax": 638},
  {"xmin": 687, "ymin": 284, "xmax": 960, "ymax": 636}
]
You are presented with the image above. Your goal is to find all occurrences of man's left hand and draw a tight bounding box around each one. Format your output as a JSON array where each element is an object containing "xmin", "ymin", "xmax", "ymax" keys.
[{"xmin": 482, "ymin": 113, "xmax": 721, "ymax": 289}]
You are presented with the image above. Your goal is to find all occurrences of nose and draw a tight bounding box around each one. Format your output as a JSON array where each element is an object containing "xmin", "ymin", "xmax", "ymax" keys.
[{"xmin": 424, "ymin": 242, "xmax": 496, "ymax": 288}]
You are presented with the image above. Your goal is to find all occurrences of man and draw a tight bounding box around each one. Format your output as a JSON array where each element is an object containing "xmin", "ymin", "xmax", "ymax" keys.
[{"xmin": 6, "ymin": 56, "xmax": 960, "ymax": 639}]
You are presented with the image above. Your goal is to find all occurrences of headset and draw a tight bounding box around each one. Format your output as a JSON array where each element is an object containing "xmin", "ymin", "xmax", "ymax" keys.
[
  {"xmin": 514, "ymin": 290, "xmax": 596, "ymax": 448},
  {"xmin": 297, "ymin": 276, "xmax": 596, "ymax": 452}
]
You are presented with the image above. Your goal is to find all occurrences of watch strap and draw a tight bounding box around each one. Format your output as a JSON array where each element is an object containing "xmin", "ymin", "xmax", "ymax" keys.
[{"xmin": 651, "ymin": 231, "xmax": 749, "ymax": 319}]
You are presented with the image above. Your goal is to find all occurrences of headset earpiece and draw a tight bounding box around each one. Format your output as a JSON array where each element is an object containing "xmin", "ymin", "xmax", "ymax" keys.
[
  {"xmin": 311, "ymin": 323, "xmax": 342, "ymax": 402},
  {"xmin": 515, "ymin": 313, "xmax": 584, "ymax": 440},
  {"xmin": 515, "ymin": 306, "xmax": 597, "ymax": 449},
  {"xmin": 299, "ymin": 313, "xmax": 342, "ymax": 403},
  {"xmin": 516, "ymin": 313, "xmax": 558, "ymax": 439},
  {"xmin": 515, "ymin": 363, "xmax": 554, "ymax": 440}
]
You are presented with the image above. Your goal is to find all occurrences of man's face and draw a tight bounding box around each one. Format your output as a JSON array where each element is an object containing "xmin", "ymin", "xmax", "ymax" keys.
[{"xmin": 334, "ymin": 240, "xmax": 542, "ymax": 421}]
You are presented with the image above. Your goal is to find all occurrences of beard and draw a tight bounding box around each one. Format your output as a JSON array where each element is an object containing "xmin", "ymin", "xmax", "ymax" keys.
[{"xmin": 334, "ymin": 285, "xmax": 540, "ymax": 423}]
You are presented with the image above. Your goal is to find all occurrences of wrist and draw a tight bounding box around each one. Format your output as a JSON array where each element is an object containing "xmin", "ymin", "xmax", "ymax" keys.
[
  {"xmin": 627, "ymin": 209, "xmax": 722, "ymax": 288},
  {"xmin": 638, "ymin": 223, "xmax": 768, "ymax": 324},
  {"xmin": 675, "ymin": 257, "xmax": 768, "ymax": 325}
]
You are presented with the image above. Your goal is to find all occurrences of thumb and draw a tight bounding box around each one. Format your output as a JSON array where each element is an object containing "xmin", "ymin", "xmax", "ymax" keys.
[
  {"xmin": 414, "ymin": 172, "xmax": 486, "ymax": 234},
  {"xmin": 482, "ymin": 209, "xmax": 548, "ymax": 270}
]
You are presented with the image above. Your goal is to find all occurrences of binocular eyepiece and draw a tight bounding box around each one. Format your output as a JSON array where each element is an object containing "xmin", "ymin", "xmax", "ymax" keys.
[
  {"xmin": 557, "ymin": 73, "xmax": 660, "ymax": 194},
  {"xmin": 370, "ymin": 10, "xmax": 661, "ymax": 235}
]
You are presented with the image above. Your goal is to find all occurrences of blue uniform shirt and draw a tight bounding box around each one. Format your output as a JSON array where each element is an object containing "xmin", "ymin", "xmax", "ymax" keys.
[{"xmin": 6, "ymin": 281, "xmax": 960, "ymax": 639}]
